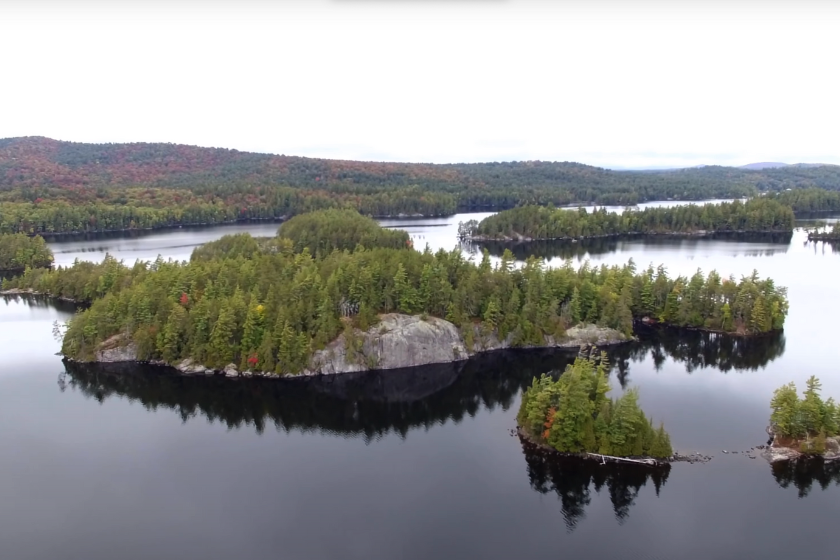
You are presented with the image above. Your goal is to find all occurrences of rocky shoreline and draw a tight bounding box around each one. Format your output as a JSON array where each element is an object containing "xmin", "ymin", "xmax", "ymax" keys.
[
  {"xmin": 76, "ymin": 314, "xmax": 630, "ymax": 379},
  {"xmin": 761, "ymin": 431, "xmax": 840, "ymax": 464},
  {"xmin": 515, "ymin": 426, "xmax": 710, "ymax": 466}
]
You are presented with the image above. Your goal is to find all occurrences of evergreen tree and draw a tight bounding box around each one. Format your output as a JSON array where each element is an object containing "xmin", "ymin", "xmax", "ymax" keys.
[
  {"xmin": 569, "ymin": 287, "xmax": 582, "ymax": 325},
  {"xmin": 770, "ymin": 382, "xmax": 802, "ymax": 439},
  {"xmin": 208, "ymin": 301, "xmax": 237, "ymax": 366},
  {"xmin": 750, "ymin": 296, "xmax": 770, "ymax": 333}
]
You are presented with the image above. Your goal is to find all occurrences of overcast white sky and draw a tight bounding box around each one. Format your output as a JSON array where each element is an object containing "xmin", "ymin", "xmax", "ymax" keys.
[{"xmin": 1, "ymin": 0, "xmax": 837, "ymax": 169}]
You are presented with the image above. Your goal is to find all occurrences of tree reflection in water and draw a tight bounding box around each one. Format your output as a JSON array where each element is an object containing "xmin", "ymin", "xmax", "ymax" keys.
[
  {"xmin": 467, "ymin": 231, "xmax": 793, "ymax": 262},
  {"xmin": 59, "ymin": 327, "xmax": 790, "ymax": 524},
  {"xmin": 520, "ymin": 435, "xmax": 670, "ymax": 530},
  {"xmin": 60, "ymin": 326, "xmax": 786, "ymax": 436},
  {"xmin": 771, "ymin": 458, "xmax": 840, "ymax": 498}
]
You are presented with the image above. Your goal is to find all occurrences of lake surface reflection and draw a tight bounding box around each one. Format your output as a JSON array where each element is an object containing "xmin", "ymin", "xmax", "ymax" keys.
[{"xmin": 3, "ymin": 212, "xmax": 840, "ymax": 559}]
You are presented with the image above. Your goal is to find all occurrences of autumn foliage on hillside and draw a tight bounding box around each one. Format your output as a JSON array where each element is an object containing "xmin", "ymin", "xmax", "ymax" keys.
[{"xmin": 1, "ymin": 136, "xmax": 838, "ymax": 234}]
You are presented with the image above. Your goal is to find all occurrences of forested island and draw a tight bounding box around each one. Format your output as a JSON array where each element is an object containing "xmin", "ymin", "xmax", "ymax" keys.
[
  {"xmin": 765, "ymin": 377, "xmax": 840, "ymax": 463},
  {"xmin": 462, "ymin": 199, "xmax": 795, "ymax": 242},
  {"xmin": 0, "ymin": 233, "xmax": 53, "ymax": 272},
  {"xmin": 807, "ymin": 223, "xmax": 840, "ymax": 241},
  {"xmin": 1, "ymin": 210, "xmax": 789, "ymax": 377},
  {"xmin": 1, "ymin": 136, "xmax": 838, "ymax": 234},
  {"xmin": 518, "ymin": 351, "xmax": 673, "ymax": 461}
]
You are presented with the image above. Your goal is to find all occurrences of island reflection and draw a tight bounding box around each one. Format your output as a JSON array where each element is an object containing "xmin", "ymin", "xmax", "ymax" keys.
[
  {"xmin": 771, "ymin": 458, "xmax": 840, "ymax": 498},
  {"xmin": 60, "ymin": 328, "xmax": 785, "ymax": 435},
  {"xmin": 520, "ymin": 434, "xmax": 670, "ymax": 530},
  {"xmin": 465, "ymin": 231, "xmax": 793, "ymax": 261}
]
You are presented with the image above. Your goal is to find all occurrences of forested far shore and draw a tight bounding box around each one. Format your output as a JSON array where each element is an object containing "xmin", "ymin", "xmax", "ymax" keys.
[
  {"xmin": 0, "ymin": 187, "xmax": 456, "ymax": 235},
  {"xmin": 3, "ymin": 136, "xmax": 840, "ymax": 235},
  {"xmin": 518, "ymin": 351, "xmax": 673, "ymax": 459},
  {"xmin": 0, "ymin": 233, "xmax": 53, "ymax": 272},
  {"xmin": 766, "ymin": 188, "xmax": 840, "ymax": 213},
  {"xmin": 1, "ymin": 209, "xmax": 789, "ymax": 375},
  {"xmin": 463, "ymin": 199, "xmax": 795, "ymax": 241}
]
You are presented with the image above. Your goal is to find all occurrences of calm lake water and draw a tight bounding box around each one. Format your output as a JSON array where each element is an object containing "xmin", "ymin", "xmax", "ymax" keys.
[{"xmin": 3, "ymin": 211, "xmax": 840, "ymax": 560}]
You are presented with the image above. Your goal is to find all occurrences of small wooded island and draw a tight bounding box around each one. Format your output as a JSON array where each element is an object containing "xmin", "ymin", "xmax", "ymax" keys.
[
  {"xmin": 0, "ymin": 233, "xmax": 53, "ymax": 273},
  {"xmin": 460, "ymin": 199, "xmax": 795, "ymax": 242},
  {"xmin": 518, "ymin": 350, "xmax": 673, "ymax": 461},
  {"xmin": 807, "ymin": 223, "xmax": 840, "ymax": 241},
  {"xmin": 1, "ymin": 209, "xmax": 788, "ymax": 377},
  {"xmin": 764, "ymin": 376, "xmax": 840, "ymax": 463}
]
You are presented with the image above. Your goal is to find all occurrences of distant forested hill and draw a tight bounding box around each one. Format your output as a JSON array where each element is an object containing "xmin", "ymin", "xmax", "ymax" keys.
[{"xmin": 1, "ymin": 136, "xmax": 839, "ymax": 234}]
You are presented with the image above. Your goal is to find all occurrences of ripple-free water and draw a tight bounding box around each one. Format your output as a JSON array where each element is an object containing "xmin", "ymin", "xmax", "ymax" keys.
[{"xmin": 2, "ymin": 212, "xmax": 840, "ymax": 559}]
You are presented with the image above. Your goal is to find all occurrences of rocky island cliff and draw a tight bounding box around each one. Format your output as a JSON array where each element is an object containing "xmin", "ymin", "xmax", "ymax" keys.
[{"xmin": 86, "ymin": 314, "xmax": 628, "ymax": 378}]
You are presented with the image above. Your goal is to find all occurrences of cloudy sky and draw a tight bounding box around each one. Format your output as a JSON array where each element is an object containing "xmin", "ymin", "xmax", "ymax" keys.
[{"xmin": 1, "ymin": 0, "xmax": 837, "ymax": 168}]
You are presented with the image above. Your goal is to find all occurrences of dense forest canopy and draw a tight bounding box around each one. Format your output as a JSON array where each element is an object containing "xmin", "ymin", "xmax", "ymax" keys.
[
  {"xmin": 3, "ymin": 210, "xmax": 788, "ymax": 374},
  {"xmin": 1, "ymin": 136, "xmax": 837, "ymax": 234},
  {"xmin": 765, "ymin": 188, "xmax": 840, "ymax": 213},
  {"xmin": 0, "ymin": 233, "xmax": 53, "ymax": 271},
  {"xmin": 770, "ymin": 377, "xmax": 840, "ymax": 454},
  {"xmin": 468, "ymin": 199, "xmax": 795, "ymax": 240},
  {"xmin": 518, "ymin": 351, "xmax": 673, "ymax": 458}
]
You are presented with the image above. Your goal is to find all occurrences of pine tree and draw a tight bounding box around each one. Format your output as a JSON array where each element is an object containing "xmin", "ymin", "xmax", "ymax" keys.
[
  {"xmin": 418, "ymin": 263, "xmax": 434, "ymax": 311},
  {"xmin": 750, "ymin": 296, "xmax": 769, "ymax": 333},
  {"xmin": 241, "ymin": 301, "xmax": 266, "ymax": 360},
  {"xmin": 801, "ymin": 375, "xmax": 825, "ymax": 435},
  {"xmin": 158, "ymin": 303, "xmax": 187, "ymax": 363},
  {"xmin": 208, "ymin": 301, "xmax": 237, "ymax": 366},
  {"xmin": 275, "ymin": 320, "xmax": 297, "ymax": 374},
  {"xmin": 569, "ymin": 287, "xmax": 582, "ymax": 325},
  {"xmin": 640, "ymin": 279, "xmax": 654, "ymax": 316},
  {"xmin": 663, "ymin": 285, "xmax": 681, "ymax": 323},
  {"xmin": 393, "ymin": 263, "xmax": 416, "ymax": 314},
  {"xmin": 721, "ymin": 302, "xmax": 733, "ymax": 332},
  {"xmin": 483, "ymin": 296, "xmax": 501, "ymax": 329},
  {"xmin": 770, "ymin": 382, "xmax": 802, "ymax": 439},
  {"xmin": 257, "ymin": 328, "xmax": 276, "ymax": 372}
]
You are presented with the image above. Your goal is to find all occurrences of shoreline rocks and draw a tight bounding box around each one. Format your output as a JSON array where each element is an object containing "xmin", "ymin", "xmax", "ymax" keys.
[
  {"xmin": 762, "ymin": 434, "xmax": 840, "ymax": 464},
  {"xmin": 81, "ymin": 314, "xmax": 629, "ymax": 379},
  {"xmin": 516, "ymin": 426, "xmax": 688, "ymax": 466}
]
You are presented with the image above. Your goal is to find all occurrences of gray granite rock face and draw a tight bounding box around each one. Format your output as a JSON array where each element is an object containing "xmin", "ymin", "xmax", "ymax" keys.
[
  {"xmin": 304, "ymin": 314, "xmax": 626, "ymax": 376},
  {"xmin": 306, "ymin": 314, "xmax": 467, "ymax": 375},
  {"xmin": 762, "ymin": 436, "xmax": 840, "ymax": 463},
  {"xmin": 94, "ymin": 334, "xmax": 138, "ymax": 363},
  {"xmin": 176, "ymin": 358, "xmax": 209, "ymax": 375}
]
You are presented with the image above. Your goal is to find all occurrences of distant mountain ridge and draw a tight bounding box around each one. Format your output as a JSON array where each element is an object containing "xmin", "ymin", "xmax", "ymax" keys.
[
  {"xmin": 1, "ymin": 136, "xmax": 839, "ymax": 199},
  {"xmin": 739, "ymin": 162, "xmax": 832, "ymax": 170}
]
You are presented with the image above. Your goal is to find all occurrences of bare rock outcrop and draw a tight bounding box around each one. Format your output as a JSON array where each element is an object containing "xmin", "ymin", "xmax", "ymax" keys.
[
  {"xmin": 94, "ymin": 333, "xmax": 138, "ymax": 363},
  {"xmin": 306, "ymin": 314, "xmax": 467, "ymax": 375},
  {"xmin": 304, "ymin": 314, "xmax": 626, "ymax": 376},
  {"xmin": 762, "ymin": 435, "xmax": 840, "ymax": 464}
]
